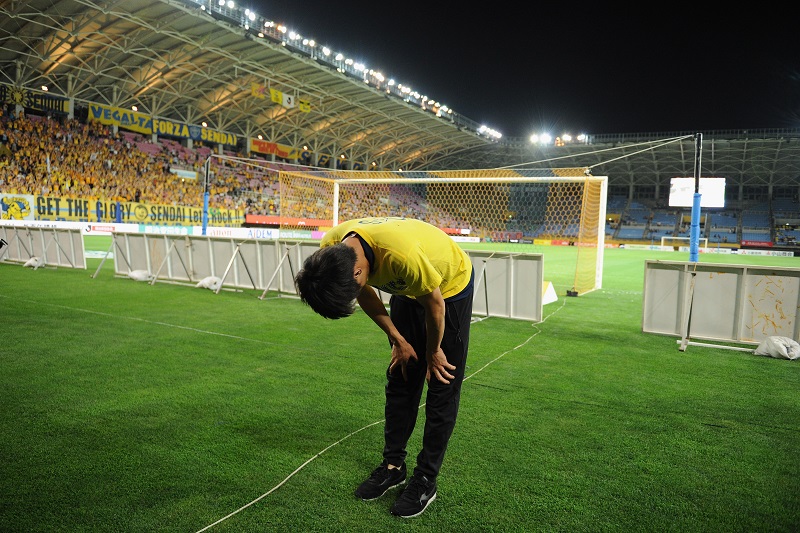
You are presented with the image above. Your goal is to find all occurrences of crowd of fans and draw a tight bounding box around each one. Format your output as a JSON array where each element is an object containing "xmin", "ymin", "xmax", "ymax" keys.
[
  {"xmin": 0, "ymin": 108, "xmax": 282, "ymax": 214},
  {"xmin": 0, "ymin": 108, "xmax": 468, "ymax": 226},
  {"xmin": 1, "ymin": 109, "xmax": 192, "ymax": 204},
  {"xmin": 2, "ymin": 108, "xmax": 796, "ymax": 247}
]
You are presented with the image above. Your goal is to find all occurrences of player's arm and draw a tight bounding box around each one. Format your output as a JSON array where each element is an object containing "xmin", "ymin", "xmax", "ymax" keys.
[
  {"xmin": 415, "ymin": 288, "xmax": 456, "ymax": 384},
  {"xmin": 356, "ymin": 285, "xmax": 417, "ymax": 379}
]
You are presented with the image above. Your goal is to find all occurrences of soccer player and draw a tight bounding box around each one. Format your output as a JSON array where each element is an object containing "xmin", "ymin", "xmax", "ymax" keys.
[{"xmin": 294, "ymin": 216, "xmax": 474, "ymax": 518}]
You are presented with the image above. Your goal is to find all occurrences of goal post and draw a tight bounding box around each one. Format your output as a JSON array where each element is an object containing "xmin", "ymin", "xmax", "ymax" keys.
[{"xmin": 275, "ymin": 168, "xmax": 607, "ymax": 296}]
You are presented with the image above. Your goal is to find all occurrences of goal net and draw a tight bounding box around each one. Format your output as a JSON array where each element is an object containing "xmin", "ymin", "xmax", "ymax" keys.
[
  {"xmin": 274, "ymin": 168, "xmax": 607, "ymax": 296},
  {"xmin": 202, "ymin": 156, "xmax": 607, "ymax": 295},
  {"xmin": 660, "ymin": 235, "xmax": 708, "ymax": 251}
]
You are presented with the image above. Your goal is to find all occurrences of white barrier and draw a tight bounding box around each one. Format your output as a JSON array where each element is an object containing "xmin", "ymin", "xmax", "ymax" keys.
[
  {"xmin": 108, "ymin": 232, "xmax": 544, "ymax": 322},
  {"xmin": 642, "ymin": 260, "xmax": 800, "ymax": 350},
  {"xmin": 0, "ymin": 220, "xmax": 545, "ymax": 321},
  {"xmin": 0, "ymin": 224, "xmax": 86, "ymax": 269}
]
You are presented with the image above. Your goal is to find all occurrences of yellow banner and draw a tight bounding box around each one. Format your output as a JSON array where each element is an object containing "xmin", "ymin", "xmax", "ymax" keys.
[
  {"xmin": 249, "ymin": 138, "xmax": 300, "ymax": 160},
  {"xmin": 269, "ymin": 88, "xmax": 295, "ymax": 108},
  {"xmin": 269, "ymin": 88, "xmax": 283, "ymax": 105},
  {"xmin": 31, "ymin": 195, "xmax": 244, "ymax": 227},
  {"xmin": 0, "ymin": 194, "xmax": 35, "ymax": 220},
  {"xmin": 251, "ymin": 83, "xmax": 267, "ymax": 99},
  {"xmin": 88, "ymin": 103, "xmax": 152, "ymax": 134},
  {"xmin": 87, "ymin": 103, "xmax": 237, "ymax": 146},
  {"xmin": 1, "ymin": 85, "xmax": 69, "ymax": 114}
]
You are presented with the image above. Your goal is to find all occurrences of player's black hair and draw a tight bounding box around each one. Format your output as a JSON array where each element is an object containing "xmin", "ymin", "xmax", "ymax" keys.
[{"xmin": 294, "ymin": 243, "xmax": 361, "ymax": 319}]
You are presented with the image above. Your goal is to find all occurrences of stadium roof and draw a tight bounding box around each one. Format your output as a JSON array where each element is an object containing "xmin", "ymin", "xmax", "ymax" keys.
[
  {"xmin": 1, "ymin": 0, "xmax": 799, "ymax": 192},
  {"xmin": 0, "ymin": 0, "xmax": 498, "ymax": 167}
]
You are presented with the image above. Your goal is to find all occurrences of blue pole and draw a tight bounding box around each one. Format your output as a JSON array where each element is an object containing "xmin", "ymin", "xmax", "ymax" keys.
[
  {"xmin": 202, "ymin": 191, "xmax": 209, "ymax": 236},
  {"xmin": 689, "ymin": 192, "xmax": 701, "ymax": 262},
  {"xmin": 689, "ymin": 133, "xmax": 703, "ymax": 263},
  {"xmin": 202, "ymin": 156, "xmax": 210, "ymax": 236}
]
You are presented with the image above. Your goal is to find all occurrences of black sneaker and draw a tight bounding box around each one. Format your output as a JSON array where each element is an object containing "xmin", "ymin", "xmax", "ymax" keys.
[
  {"xmin": 390, "ymin": 474, "xmax": 437, "ymax": 518},
  {"xmin": 354, "ymin": 462, "xmax": 407, "ymax": 500}
]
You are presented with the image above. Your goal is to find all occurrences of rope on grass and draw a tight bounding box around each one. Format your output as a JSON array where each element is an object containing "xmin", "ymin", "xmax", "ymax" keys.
[
  {"xmin": 195, "ymin": 296, "xmax": 569, "ymax": 531},
  {"xmin": 464, "ymin": 294, "xmax": 566, "ymax": 383},
  {"xmin": 194, "ymin": 419, "xmax": 384, "ymax": 532}
]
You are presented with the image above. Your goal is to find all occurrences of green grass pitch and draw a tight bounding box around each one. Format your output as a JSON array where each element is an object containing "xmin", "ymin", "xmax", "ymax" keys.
[{"xmin": 1, "ymin": 236, "xmax": 798, "ymax": 532}]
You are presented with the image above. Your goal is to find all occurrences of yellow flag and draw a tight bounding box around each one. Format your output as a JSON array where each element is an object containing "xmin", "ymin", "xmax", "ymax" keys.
[
  {"xmin": 269, "ymin": 88, "xmax": 283, "ymax": 105},
  {"xmin": 251, "ymin": 83, "xmax": 266, "ymax": 99},
  {"xmin": 298, "ymin": 99, "xmax": 311, "ymax": 113},
  {"xmin": 269, "ymin": 88, "xmax": 296, "ymax": 109}
]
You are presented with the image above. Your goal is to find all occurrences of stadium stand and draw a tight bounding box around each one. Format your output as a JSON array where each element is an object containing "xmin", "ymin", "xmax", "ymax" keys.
[
  {"xmin": 707, "ymin": 210, "xmax": 740, "ymax": 244},
  {"xmin": 773, "ymin": 197, "xmax": 800, "ymax": 219},
  {"xmin": 647, "ymin": 209, "xmax": 679, "ymax": 241},
  {"xmin": 0, "ymin": 2, "xmax": 798, "ymax": 251},
  {"xmin": 2, "ymin": 96, "xmax": 797, "ymax": 250}
]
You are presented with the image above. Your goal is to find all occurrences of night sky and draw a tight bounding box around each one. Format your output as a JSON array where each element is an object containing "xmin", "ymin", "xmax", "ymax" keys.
[{"xmin": 248, "ymin": 1, "xmax": 800, "ymax": 138}]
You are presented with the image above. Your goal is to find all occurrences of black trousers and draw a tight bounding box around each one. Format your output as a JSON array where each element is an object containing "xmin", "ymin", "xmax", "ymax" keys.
[{"xmin": 383, "ymin": 290, "xmax": 473, "ymax": 479}]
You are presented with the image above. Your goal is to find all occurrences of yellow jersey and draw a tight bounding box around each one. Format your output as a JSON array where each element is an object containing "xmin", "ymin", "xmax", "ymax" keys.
[{"xmin": 321, "ymin": 217, "xmax": 472, "ymax": 299}]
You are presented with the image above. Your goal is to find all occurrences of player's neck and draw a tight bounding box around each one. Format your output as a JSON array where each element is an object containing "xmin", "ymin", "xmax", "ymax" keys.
[{"xmin": 343, "ymin": 233, "xmax": 370, "ymax": 277}]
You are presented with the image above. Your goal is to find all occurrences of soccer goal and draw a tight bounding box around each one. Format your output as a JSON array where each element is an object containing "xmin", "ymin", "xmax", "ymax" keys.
[
  {"xmin": 660, "ymin": 235, "xmax": 708, "ymax": 251},
  {"xmin": 274, "ymin": 168, "xmax": 608, "ymax": 295},
  {"xmin": 202, "ymin": 156, "xmax": 607, "ymax": 295}
]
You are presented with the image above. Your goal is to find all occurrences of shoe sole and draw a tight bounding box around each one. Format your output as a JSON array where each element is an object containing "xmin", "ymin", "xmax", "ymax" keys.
[
  {"xmin": 391, "ymin": 491, "xmax": 437, "ymax": 518},
  {"xmin": 355, "ymin": 478, "xmax": 407, "ymax": 501}
]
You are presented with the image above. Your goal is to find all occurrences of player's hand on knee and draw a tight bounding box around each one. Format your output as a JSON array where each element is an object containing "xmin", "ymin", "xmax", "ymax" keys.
[
  {"xmin": 427, "ymin": 348, "xmax": 456, "ymax": 384},
  {"xmin": 389, "ymin": 340, "xmax": 416, "ymax": 381}
]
